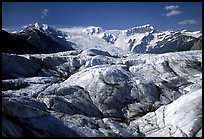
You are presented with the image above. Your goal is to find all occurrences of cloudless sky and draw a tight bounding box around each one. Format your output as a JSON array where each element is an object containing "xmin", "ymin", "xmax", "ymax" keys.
[{"xmin": 2, "ymin": 2, "xmax": 202, "ymax": 32}]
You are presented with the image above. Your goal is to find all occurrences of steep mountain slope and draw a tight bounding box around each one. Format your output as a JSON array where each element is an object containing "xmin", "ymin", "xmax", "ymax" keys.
[
  {"xmin": 4, "ymin": 23, "xmax": 75, "ymax": 54},
  {"xmin": 2, "ymin": 30, "xmax": 42, "ymax": 54},
  {"xmin": 2, "ymin": 49, "xmax": 202, "ymax": 137},
  {"xmin": 21, "ymin": 23, "xmax": 76, "ymax": 49}
]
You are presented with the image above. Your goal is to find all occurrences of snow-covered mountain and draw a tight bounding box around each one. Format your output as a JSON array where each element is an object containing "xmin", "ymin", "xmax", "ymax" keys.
[
  {"xmin": 4, "ymin": 23, "xmax": 201, "ymax": 55},
  {"xmin": 22, "ymin": 23, "xmax": 70, "ymax": 47},
  {"xmin": 2, "ymin": 23, "xmax": 75, "ymax": 54},
  {"xmin": 59, "ymin": 24, "xmax": 201, "ymax": 54}
]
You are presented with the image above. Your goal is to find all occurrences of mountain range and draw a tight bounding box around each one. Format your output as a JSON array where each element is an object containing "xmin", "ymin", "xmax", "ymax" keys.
[
  {"xmin": 2, "ymin": 22, "xmax": 202, "ymax": 55},
  {"xmin": 60, "ymin": 24, "xmax": 201, "ymax": 54}
]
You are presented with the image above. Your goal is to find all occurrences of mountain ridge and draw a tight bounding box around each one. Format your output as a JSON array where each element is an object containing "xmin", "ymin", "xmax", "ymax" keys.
[
  {"xmin": 57, "ymin": 23, "xmax": 201, "ymax": 54},
  {"xmin": 3, "ymin": 22, "xmax": 202, "ymax": 55},
  {"xmin": 2, "ymin": 23, "xmax": 75, "ymax": 54}
]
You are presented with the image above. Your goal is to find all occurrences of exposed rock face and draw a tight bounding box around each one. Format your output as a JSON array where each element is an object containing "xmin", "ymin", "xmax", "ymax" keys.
[
  {"xmin": 2, "ymin": 49, "xmax": 202, "ymax": 137},
  {"xmin": 191, "ymin": 36, "xmax": 202, "ymax": 50}
]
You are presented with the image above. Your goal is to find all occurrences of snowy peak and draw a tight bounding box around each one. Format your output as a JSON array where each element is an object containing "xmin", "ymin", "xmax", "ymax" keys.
[
  {"xmin": 34, "ymin": 22, "xmax": 48, "ymax": 31},
  {"xmin": 23, "ymin": 22, "xmax": 66, "ymax": 38},
  {"xmin": 180, "ymin": 30, "xmax": 202, "ymax": 38},
  {"xmin": 125, "ymin": 24, "xmax": 156, "ymax": 36},
  {"xmin": 85, "ymin": 26, "xmax": 103, "ymax": 35},
  {"xmin": 24, "ymin": 22, "xmax": 49, "ymax": 32},
  {"xmin": 8, "ymin": 22, "xmax": 75, "ymax": 54}
]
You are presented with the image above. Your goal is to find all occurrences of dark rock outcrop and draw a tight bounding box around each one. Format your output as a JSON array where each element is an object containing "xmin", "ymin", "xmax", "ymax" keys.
[{"xmin": 2, "ymin": 30, "xmax": 42, "ymax": 54}]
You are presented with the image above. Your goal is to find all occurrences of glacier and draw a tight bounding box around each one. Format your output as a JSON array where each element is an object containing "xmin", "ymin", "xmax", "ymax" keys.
[
  {"xmin": 2, "ymin": 48, "xmax": 202, "ymax": 137},
  {"xmin": 59, "ymin": 24, "xmax": 201, "ymax": 54}
]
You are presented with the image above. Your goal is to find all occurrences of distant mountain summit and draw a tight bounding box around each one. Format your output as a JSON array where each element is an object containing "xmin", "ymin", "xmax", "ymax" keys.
[
  {"xmin": 24, "ymin": 22, "xmax": 49, "ymax": 31},
  {"xmin": 20, "ymin": 22, "xmax": 75, "ymax": 51},
  {"xmin": 23, "ymin": 23, "xmax": 67, "ymax": 39},
  {"xmin": 125, "ymin": 24, "xmax": 156, "ymax": 36},
  {"xmin": 2, "ymin": 23, "xmax": 75, "ymax": 54},
  {"xmin": 85, "ymin": 26, "xmax": 103, "ymax": 35}
]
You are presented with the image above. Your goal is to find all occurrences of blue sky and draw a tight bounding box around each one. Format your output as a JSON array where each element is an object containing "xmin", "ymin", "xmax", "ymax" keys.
[{"xmin": 2, "ymin": 2, "xmax": 202, "ymax": 32}]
